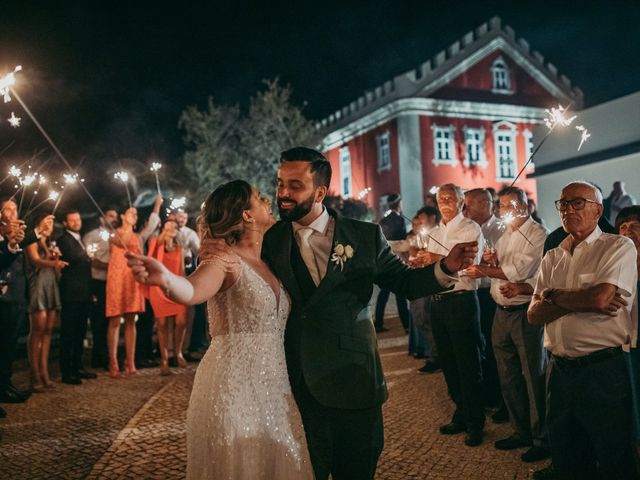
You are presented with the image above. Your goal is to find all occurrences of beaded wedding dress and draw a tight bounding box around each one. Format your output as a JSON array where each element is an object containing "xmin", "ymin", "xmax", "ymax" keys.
[{"xmin": 186, "ymin": 256, "xmax": 313, "ymax": 479}]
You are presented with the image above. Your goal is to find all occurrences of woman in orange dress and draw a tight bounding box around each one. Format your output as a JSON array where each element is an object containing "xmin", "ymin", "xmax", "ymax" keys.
[
  {"xmin": 147, "ymin": 219, "xmax": 188, "ymax": 375},
  {"xmin": 106, "ymin": 196, "xmax": 162, "ymax": 378}
]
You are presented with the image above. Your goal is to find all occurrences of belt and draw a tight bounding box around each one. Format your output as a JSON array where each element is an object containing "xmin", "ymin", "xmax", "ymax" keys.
[
  {"xmin": 551, "ymin": 346, "xmax": 623, "ymax": 369},
  {"xmin": 497, "ymin": 302, "xmax": 530, "ymax": 313},
  {"xmin": 431, "ymin": 290, "xmax": 475, "ymax": 303}
]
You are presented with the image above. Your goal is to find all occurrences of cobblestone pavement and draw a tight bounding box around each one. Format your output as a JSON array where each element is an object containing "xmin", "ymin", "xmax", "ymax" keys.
[{"xmin": 1, "ymin": 317, "xmax": 551, "ymax": 479}]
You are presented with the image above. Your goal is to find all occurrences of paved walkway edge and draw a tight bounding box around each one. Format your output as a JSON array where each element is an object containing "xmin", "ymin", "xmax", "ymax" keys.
[{"xmin": 87, "ymin": 378, "xmax": 178, "ymax": 478}]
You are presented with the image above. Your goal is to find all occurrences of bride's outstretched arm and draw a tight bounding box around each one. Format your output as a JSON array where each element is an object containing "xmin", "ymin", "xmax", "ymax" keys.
[{"xmin": 125, "ymin": 251, "xmax": 234, "ymax": 305}]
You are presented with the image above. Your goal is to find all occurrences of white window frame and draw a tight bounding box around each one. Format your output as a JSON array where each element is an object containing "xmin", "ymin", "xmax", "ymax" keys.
[
  {"xmin": 522, "ymin": 129, "xmax": 535, "ymax": 169},
  {"xmin": 462, "ymin": 127, "xmax": 487, "ymax": 168},
  {"xmin": 493, "ymin": 121, "xmax": 517, "ymax": 181},
  {"xmin": 431, "ymin": 125, "xmax": 457, "ymax": 166},
  {"xmin": 491, "ymin": 56, "xmax": 513, "ymax": 95},
  {"xmin": 339, "ymin": 146, "xmax": 352, "ymax": 198},
  {"xmin": 376, "ymin": 131, "xmax": 391, "ymax": 172}
]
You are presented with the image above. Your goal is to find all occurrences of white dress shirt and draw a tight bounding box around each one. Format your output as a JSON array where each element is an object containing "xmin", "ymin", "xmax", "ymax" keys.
[
  {"xmin": 83, "ymin": 227, "xmax": 110, "ymax": 281},
  {"xmin": 534, "ymin": 226, "xmax": 638, "ymax": 357},
  {"xmin": 490, "ymin": 217, "xmax": 547, "ymax": 306},
  {"xmin": 429, "ymin": 212, "xmax": 484, "ymax": 292},
  {"xmin": 177, "ymin": 225, "xmax": 201, "ymax": 259}
]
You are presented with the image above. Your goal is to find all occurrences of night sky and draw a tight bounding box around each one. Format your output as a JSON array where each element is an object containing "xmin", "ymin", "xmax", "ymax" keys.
[{"xmin": 1, "ymin": 0, "xmax": 639, "ymax": 168}]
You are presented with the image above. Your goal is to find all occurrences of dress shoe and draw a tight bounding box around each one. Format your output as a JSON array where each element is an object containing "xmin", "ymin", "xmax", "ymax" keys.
[
  {"xmin": 375, "ymin": 327, "xmax": 389, "ymax": 333},
  {"xmin": 465, "ymin": 430, "xmax": 484, "ymax": 447},
  {"xmin": 439, "ymin": 421, "xmax": 466, "ymax": 435},
  {"xmin": 412, "ymin": 353, "xmax": 427, "ymax": 359},
  {"xmin": 183, "ymin": 352, "xmax": 202, "ymax": 363},
  {"xmin": 137, "ymin": 358, "xmax": 159, "ymax": 369},
  {"xmin": 491, "ymin": 405, "xmax": 509, "ymax": 424},
  {"xmin": 521, "ymin": 446, "xmax": 551, "ymax": 463},
  {"xmin": 532, "ymin": 464, "xmax": 555, "ymax": 479},
  {"xmin": 0, "ymin": 386, "xmax": 30, "ymax": 403},
  {"xmin": 61, "ymin": 376, "xmax": 82, "ymax": 385},
  {"xmin": 494, "ymin": 434, "xmax": 532, "ymax": 450},
  {"xmin": 77, "ymin": 370, "xmax": 97, "ymax": 379},
  {"xmin": 418, "ymin": 360, "xmax": 441, "ymax": 374},
  {"xmin": 0, "ymin": 406, "xmax": 6, "ymax": 418}
]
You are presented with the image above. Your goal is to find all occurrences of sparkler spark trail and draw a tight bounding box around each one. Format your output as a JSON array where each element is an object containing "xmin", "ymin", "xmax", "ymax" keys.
[
  {"xmin": 576, "ymin": 125, "xmax": 591, "ymax": 151},
  {"xmin": 357, "ymin": 187, "xmax": 371, "ymax": 199},
  {"xmin": 7, "ymin": 112, "xmax": 21, "ymax": 127},
  {"xmin": 168, "ymin": 196, "xmax": 187, "ymax": 212}
]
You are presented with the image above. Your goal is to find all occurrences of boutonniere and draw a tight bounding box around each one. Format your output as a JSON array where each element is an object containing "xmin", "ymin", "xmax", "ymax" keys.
[{"xmin": 331, "ymin": 243, "xmax": 354, "ymax": 271}]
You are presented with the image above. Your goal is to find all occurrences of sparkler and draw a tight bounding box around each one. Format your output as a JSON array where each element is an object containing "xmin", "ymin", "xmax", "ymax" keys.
[
  {"xmin": 18, "ymin": 173, "xmax": 37, "ymax": 213},
  {"xmin": 576, "ymin": 125, "xmax": 591, "ymax": 151},
  {"xmin": 500, "ymin": 210, "xmax": 534, "ymax": 247},
  {"xmin": 168, "ymin": 196, "xmax": 187, "ymax": 212},
  {"xmin": 99, "ymin": 229, "xmax": 111, "ymax": 242},
  {"xmin": 114, "ymin": 171, "xmax": 132, "ymax": 207},
  {"xmin": 150, "ymin": 162, "xmax": 162, "ymax": 195},
  {"xmin": 357, "ymin": 187, "xmax": 371, "ymax": 199},
  {"xmin": 0, "ymin": 66, "xmax": 21, "ymax": 103},
  {"xmin": 7, "ymin": 112, "xmax": 21, "ymax": 128},
  {"xmin": 384, "ymin": 209, "xmax": 450, "ymax": 253},
  {"xmin": 429, "ymin": 186, "xmax": 439, "ymax": 195},
  {"xmin": 26, "ymin": 190, "xmax": 59, "ymax": 214}
]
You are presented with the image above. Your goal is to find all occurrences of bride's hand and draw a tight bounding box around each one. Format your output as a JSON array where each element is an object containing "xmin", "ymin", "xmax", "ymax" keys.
[
  {"xmin": 126, "ymin": 251, "xmax": 171, "ymax": 288},
  {"xmin": 198, "ymin": 238, "xmax": 240, "ymax": 273}
]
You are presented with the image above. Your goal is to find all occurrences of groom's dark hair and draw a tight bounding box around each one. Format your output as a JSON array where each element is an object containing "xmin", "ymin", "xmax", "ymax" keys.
[{"xmin": 280, "ymin": 146, "xmax": 332, "ymax": 188}]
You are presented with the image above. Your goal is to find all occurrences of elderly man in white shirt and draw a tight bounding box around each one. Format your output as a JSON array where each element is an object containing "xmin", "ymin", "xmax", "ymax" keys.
[
  {"xmin": 465, "ymin": 187, "xmax": 549, "ymax": 463},
  {"xmin": 529, "ymin": 181, "xmax": 638, "ymax": 478},
  {"xmin": 426, "ymin": 183, "xmax": 486, "ymax": 446}
]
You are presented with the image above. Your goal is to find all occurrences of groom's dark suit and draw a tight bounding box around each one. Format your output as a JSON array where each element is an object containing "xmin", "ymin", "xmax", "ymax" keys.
[{"xmin": 262, "ymin": 208, "xmax": 450, "ymax": 480}]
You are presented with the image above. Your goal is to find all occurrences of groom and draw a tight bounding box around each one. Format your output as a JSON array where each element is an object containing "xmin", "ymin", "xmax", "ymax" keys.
[{"xmin": 262, "ymin": 147, "xmax": 477, "ymax": 480}]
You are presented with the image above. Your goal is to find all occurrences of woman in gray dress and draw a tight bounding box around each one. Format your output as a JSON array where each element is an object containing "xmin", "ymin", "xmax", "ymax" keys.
[{"xmin": 25, "ymin": 213, "xmax": 68, "ymax": 391}]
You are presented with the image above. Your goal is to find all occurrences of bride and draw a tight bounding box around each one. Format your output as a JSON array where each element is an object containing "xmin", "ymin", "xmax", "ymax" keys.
[{"xmin": 126, "ymin": 180, "xmax": 314, "ymax": 479}]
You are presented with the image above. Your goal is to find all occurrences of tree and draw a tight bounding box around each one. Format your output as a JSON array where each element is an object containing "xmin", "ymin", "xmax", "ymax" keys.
[{"xmin": 179, "ymin": 80, "xmax": 319, "ymax": 202}]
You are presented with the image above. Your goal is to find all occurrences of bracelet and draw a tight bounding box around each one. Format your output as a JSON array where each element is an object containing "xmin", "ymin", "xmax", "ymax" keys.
[{"xmin": 439, "ymin": 258, "xmax": 455, "ymax": 276}]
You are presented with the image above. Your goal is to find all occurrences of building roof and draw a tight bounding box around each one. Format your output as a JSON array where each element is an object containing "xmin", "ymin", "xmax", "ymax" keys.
[{"xmin": 317, "ymin": 16, "xmax": 583, "ymax": 133}]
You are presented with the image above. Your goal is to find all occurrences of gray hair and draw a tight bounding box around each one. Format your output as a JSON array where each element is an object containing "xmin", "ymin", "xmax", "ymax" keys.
[
  {"xmin": 438, "ymin": 183, "xmax": 464, "ymax": 201},
  {"xmin": 562, "ymin": 181, "xmax": 604, "ymax": 204}
]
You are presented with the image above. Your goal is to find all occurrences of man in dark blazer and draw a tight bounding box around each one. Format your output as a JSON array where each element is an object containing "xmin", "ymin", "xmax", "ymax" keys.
[
  {"xmin": 0, "ymin": 197, "xmax": 52, "ymax": 406},
  {"xmin": 57, "ymin": 210, "xmax": 96, "ymax": 384},
  {"xmin": 262, "ymin": 147, "xmax": 478, "ymax": 480}
]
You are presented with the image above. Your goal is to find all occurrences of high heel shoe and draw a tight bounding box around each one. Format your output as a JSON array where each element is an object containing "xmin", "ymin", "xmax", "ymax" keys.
[
  {"xmin": 124, "ymin": 362, "xmax": 138, "ymax": 376},
  {"xmin": 108, "ymin": 362, "xmax": 121, "ymax": 379},
  {"xmin": 160, "ymin": 361, "xmax": 172, "ymax": 376},
  {"xmin": 176, "ymin": 355, "xmax": 187, "ymax": 368}
]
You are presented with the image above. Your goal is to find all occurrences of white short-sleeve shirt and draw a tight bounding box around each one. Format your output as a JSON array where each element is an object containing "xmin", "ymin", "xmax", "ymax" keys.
[{"xmin": 534, "ymin": 226, "xmax": 638, "ymax": 357}]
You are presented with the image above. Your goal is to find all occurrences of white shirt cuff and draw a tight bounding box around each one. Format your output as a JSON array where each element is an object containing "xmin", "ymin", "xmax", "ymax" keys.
[
  {"xmin": 7, "ymin": 243, "xmax": 21, "ymax": 254},
  {"xmin": 434, "ymin": 261, "xmax": 457, "ymax": 288}
]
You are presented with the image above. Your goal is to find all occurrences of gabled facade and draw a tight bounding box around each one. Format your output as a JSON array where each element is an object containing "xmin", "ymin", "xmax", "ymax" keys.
[{"xmin": 318, "ymin": 16, "xmax": 583, "ymax": 218}]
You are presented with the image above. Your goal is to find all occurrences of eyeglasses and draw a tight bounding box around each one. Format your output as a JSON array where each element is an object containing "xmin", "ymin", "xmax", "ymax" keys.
[{"xmin": 554, "ymin": 197, "xmax": 601, "ymax": 211}]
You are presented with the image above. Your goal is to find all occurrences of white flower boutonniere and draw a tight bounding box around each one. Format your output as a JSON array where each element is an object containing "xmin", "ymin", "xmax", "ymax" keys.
[{"xmin": 331, "ymin": 243, "xmax": 354, "ymax": 271}]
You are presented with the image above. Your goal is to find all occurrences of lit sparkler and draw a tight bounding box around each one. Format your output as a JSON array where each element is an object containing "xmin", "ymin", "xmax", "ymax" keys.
[
  {"xmin": 543, "ymin": 105, "xmax": 577, "ymax": 129},
  {"xmin": 429, "ymin": 186, "xmax": 439, "ymax": 195},
  {"xmin": 501, "ymin": 211, "xmax": 534, "ymax": 247},
  {"xmin": 48, "ymin": 190, "xmax": 60, "ymax": 201},
  {"xmin": 7, "ymin": 112, "xmax": 21, "ymax": 128},
  {"xmin": 114, "ymin": 171, "xmax": 132, "ymax": 207},
  {"xmin": 99, "ymin": 229, "xmax": 111, "ymax": 242},
  {"xmin": 357, "ymin": 187, "xmax": 371, "ymax": 199},
  {"xmin": 8, "ymin": 165, "xmax": 21, "ymax": 178},
  {"xmin": 168, "ymin": 196, "xmax": 187, "ymax": 212},
  {"xmin": 86, "ymin": 243, "xmax": 98, "ymax": 258},
  {"xmin": 0, "ymin": 66, "xmax": 22, "ymax": 103},
  {"xmin": 385, "ymin": 209, "xmax": 450, "ymax": 253},
  {"xmin": 150, "ymin": 162, "xmax": 162, "ymax": 195}
]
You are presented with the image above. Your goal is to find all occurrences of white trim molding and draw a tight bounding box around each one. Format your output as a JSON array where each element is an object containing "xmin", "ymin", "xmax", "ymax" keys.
[
  {"xmin": 321, "ymin": 97, "xmax": 546, "ymax": 151},
  {"xmin": 522, "ymin": 129, "xmax": 535, "ymax": 169},
  {"xmin": 376, "ymin": 131, "xmax": 391, "ymax": 172},
  {"xmin": 493, "ymin": 120, "xmax": 518, "ymax": 181},
  {"xmin": 339, "ymin": 146, "xmax": 352, "ymax": 198},
  {"xmin": 491, "ymin": 55, "xmax": 513, "ymax": 95},
  {"xmin": 431, "ymin": 125, "xmax": 457, "ymax": 166},
  {"xmin": 462, "ymin": 126, "xmax": 488, "ymax": 168}
]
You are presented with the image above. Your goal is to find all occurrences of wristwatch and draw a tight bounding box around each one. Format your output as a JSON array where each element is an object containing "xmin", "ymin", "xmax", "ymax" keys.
[
  {"xmin": 542, "ymin": 288, "xmax": 556, "ymax": 305},
  {"xmin": 439, "ymin": 258, "xmax": 455, "ymax": 276}
]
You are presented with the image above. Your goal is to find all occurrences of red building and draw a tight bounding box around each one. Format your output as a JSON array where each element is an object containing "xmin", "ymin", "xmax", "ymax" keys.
[{"xmin": 318, "ymin": 17, "xmax": 583, "ymax": 218}]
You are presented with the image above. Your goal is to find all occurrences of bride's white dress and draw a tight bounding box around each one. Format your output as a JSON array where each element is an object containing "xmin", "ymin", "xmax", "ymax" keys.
[{"xmin": 186, "ymin": 257, "xmax": 313, "ymax": 479}]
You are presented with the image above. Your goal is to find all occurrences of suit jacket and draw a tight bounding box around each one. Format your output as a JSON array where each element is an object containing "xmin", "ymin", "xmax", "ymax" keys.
[
  {"xmin": 262, "ymin": 208, "xmax": 447, "ymax": 410},
  {"xmin": 57, "ymin": 230, "xmax": 92, "ymax": 303},
  {"xmin": 379, "ymin": 210, "xmax": 407, "ymax": 241},
  {"xmin": 0, "ymin": 228, "xmax": 40, "ymax": 304}
]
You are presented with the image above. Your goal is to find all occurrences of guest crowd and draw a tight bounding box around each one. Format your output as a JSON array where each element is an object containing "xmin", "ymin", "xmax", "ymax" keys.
[{"xmin": 0, "ymin": 178, "xmax": 639, "ymax": 478}]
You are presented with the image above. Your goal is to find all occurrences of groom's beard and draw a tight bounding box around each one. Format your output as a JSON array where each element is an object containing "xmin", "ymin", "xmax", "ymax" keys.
[{"xmin": 277, "ymin": 193, "xmax": 315, "ymax": 222}]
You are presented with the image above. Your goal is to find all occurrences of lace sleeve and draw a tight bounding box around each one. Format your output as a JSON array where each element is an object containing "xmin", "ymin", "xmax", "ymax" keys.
[{"xmin": 197, "ymin": 238, "xmax": 241, "ymax": 277}]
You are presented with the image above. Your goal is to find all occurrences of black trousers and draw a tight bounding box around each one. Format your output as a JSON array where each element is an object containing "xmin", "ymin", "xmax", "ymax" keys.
[
  {"xmin": 430, "ymin": 291, "xmax": 485, "ymax": 430},
  {"xmin": 135, "ymin": 299, "xmax": 155, "ymax": 360},
  {"xmin": 547, "ymin": 352, "xmax": 638, "ymax": 479},
  {"xmin": 188, "ymin": 302, "xmax": 209, "ymax": 351},
  {"xmin": 374, "ymin": 289, "xmax": 410, "ymax": 331},
  {"xmin": 0, "ymin": 301, "xmax": 26, "ymax": 387},
  {"xmin": 59, "ymin": 301, "xmax": 91, "ymax": 377},
  {"xmin": 477, "ymin": 287, "xmax": 501, "ymax": 407},
  {"xmin": 293, "ymin": 380, "xmax": 384, "ymax": 480},
  {"xmin": 90, "ymin": 279, "xmax": 108, "ymax": 368}
]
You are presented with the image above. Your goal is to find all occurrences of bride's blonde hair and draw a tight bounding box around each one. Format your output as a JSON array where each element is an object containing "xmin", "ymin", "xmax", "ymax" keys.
[{"xmin": 197, "ymin": 180, "xmax": 253, "ymax": 246}]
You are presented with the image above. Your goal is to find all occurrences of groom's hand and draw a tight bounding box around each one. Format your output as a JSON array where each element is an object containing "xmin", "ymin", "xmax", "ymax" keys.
[{"xmin": 443, "ymin": 241, "xmax": 478, "ymax": 273}]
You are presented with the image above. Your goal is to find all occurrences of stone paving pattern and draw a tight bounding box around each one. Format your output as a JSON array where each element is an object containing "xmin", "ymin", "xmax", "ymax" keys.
[{"xmin": 0, "ymin": 317, "xmax": 551, "ymax": 479}]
